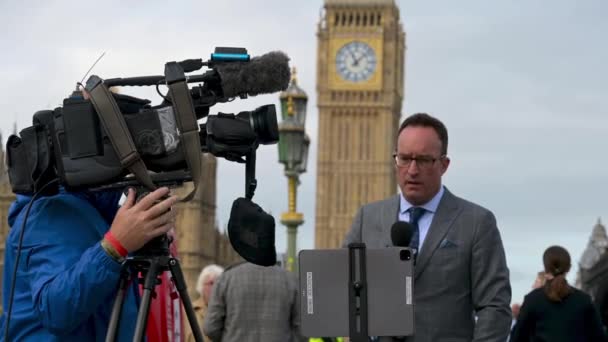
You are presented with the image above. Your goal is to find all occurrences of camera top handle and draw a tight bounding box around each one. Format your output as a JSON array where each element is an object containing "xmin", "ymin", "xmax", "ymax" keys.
[
  {"xmin": 103, "ymin": 47, "xmax": 250, "ymax": 88},
  {"xmin": 103, "ymin": 71, "xmax": 210, "ymax": 88}
]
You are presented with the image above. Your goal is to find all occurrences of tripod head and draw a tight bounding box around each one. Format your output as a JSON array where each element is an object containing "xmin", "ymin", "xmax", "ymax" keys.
[{"xmin": 105, "ymin": 187, "xmax": 205, "ymax": 342}]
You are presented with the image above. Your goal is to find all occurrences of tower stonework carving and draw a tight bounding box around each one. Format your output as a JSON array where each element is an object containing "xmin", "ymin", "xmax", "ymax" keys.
[
  {"xmin": 577, "ymin": 218, "xmax": 608, "ymax": 297},
  {"xmin": 315, "ymin": 0, "xmax": 406, "ymax": 248},
  {"xmin": 172, "ymin": 154, "xmax": 241, "ymax": 299}
]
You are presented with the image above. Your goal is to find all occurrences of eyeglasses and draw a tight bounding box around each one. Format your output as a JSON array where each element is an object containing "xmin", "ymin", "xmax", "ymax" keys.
[{"xmin": 393, "ymin": 153, "xmax": 445, "ymax": 170}]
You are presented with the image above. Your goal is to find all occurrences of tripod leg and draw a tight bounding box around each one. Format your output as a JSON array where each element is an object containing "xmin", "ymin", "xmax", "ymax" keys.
[
  {"xmin": 106, "ymin": 270, "xmax": 131, "ymax": 342},
  {"xmin": 168, "ymin": 258, "xmax": 204, "ymax": 342},
  {"xmin": 133, "ymin": 261, "xmax": 160, "ymax": 342}
]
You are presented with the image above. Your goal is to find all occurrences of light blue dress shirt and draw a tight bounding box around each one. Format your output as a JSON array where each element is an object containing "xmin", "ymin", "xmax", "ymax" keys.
[{"xmin": 398, "ymin": 185, "xmax": 445, "ymax": 252}]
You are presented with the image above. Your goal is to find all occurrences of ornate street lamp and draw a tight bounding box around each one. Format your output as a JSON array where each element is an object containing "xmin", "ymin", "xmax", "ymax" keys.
[{"xmin": 278, "ymin": 67, "xmax": 309, "ymax": 272}]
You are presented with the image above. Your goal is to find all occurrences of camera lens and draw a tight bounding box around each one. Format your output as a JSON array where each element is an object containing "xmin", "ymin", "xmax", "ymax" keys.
[
  {"xmin": 250, "ymin": 104, "xmax": 279, "ymax": 144},
  {"xmin": 400, "ymin": 249, "xmax": 411, "ymax": 261}
]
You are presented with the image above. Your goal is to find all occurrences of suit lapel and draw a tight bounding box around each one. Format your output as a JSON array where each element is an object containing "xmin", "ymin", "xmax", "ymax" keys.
[
  {"xmin": 380, "ymin": 195, "xmax": 400, "ymax": 246},
  {"xmin": 414, "ymin": 188, "xmax": 461, "ymax": 279}
]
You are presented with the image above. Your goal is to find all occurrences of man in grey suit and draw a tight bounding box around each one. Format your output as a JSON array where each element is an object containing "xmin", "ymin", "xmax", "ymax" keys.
[
  {"xmin": 203, "ymin": 262, "xmax": 304, "ymax": 342},
  {"xmin": 343, "ymin": 113, "xmax": 511, "ymax": 342}
]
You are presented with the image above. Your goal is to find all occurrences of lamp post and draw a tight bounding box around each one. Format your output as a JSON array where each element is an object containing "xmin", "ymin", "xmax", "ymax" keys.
[{"xmin": 278, "ymin": 67, "xmax": 309, "ymax": 272}]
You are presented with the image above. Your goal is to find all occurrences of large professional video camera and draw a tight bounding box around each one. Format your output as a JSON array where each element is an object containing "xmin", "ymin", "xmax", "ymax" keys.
[
  {"xmin": 6, "ymin": 47, "xmax": 290, "ymax": 200},
  {"xmin": 3, "ymin": 47, "xmax": 289, "ymax": 342}
]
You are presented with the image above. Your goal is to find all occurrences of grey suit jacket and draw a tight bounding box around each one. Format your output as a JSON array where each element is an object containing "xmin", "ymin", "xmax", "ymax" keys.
[
  {"xmin": 203, "ymin": 262, "xmax": 304, "ymax": 342},
  {"xmin": 343, "ymin": 188, "xmax": 512, "ymax": 342}
]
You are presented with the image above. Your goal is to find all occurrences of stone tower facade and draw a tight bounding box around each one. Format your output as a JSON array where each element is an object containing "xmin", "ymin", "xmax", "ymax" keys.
[
  {"xmin": 315, "ymin": 0, "xmax": 406, "ymax": 248},
  {"xmin": 577, "ymin": 218, "xmax": 608, "ymax": 296},
  {"xmin": 173, "ymin": 154, "xmax": 241, "ymax": 299}
]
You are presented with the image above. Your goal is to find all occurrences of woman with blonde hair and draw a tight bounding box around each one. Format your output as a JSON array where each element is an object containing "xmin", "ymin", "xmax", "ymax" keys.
[
  {"xmin": 185, "ymin": 264, "xmax": 224, "ymax": 342},
  {"xmin": 510, "ymin": 246, "xmax": 606, "ymax": 342}
]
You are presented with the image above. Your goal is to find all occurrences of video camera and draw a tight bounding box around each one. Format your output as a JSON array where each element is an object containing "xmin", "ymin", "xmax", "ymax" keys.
[
  {"xmin": 5, "ymin": 47, "xmax": 290, "ymax": 200},
  {"xmin": 1, "ymin": 48, "xmax": 287, "ymax": 342}
]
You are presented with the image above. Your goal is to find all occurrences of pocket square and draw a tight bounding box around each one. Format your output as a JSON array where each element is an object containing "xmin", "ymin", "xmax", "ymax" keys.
[{"xmin": 439, "ymin": 238, "xmax": 458, "ymax": 249}]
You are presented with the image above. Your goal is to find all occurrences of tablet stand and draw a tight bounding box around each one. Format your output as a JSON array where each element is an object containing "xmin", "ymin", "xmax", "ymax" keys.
[{"xmin": 348, "ymin": 242, "xmax": 369, "ymax": 342}]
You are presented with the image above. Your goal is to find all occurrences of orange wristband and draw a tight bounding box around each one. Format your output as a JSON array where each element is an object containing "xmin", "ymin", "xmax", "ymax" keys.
[{"xmin": 104, "ymin": 231, "xmax": 128, "ymax": 257}]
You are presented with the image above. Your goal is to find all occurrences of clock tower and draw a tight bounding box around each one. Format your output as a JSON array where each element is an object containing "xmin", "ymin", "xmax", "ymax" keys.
[{"xmin": 315, "ymin": 0, "xmax": 405, "ymax": 248}]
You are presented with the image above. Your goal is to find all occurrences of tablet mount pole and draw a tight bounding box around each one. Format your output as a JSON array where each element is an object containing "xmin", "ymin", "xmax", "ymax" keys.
[{"xmin": 348, "ymin": 242, "xmax": 369, "ymax": 342}]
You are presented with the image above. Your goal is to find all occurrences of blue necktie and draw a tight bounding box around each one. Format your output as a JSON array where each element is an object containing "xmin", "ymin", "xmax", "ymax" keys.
[{"xmin": 408, "ymin": 207, "xmax": 426, "ymax": 252}]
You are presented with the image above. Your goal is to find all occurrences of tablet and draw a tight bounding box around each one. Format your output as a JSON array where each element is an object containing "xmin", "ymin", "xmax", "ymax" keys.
[{"xmin": 298, "ymin": 247, "xmax": 414, "ymax": 337}]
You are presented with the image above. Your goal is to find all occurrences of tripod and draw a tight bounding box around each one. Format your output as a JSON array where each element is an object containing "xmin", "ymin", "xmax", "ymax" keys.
[{"xmin": 105, "ymin": 234, "xmax": 204, "ymax": 342}]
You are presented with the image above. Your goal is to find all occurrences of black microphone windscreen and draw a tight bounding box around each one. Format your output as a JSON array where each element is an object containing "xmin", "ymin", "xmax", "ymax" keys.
[
  {"xmin": 227, "ymin": 197, "xmax": 277, "ymax": 266},
  {"xmin": 391, "ymin": 221, "xmax": 414, "ymax": 247},
  {"xmin": 215, "ymin": 51, "xmax": 291, "ymax": 98}
]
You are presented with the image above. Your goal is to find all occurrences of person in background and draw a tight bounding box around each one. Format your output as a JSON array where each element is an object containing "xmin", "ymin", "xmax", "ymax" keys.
[
  {"xmin": 185, "ymin": 264, "xmax": 224, "ymax": 342},
  {"xmin": 511, "ymin": 303, "xmax": 521, "ymax": 322},
  {"xmin": 510, "ymin": 245, "xmax": 607, "ymax": 342},
  {"xmin": 203, "ymin": 262, "xmax": 303, "ymax": 342},
  {"xmin": 532, "ymin": 271, "xmax": 547, "ymax": 289},
  {"xmin": 593, "ymin": 276, "xmax": 608, "ymax": 329}
]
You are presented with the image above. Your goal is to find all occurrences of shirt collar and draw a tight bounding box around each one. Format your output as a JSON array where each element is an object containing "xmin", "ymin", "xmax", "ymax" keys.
[{"xmin": 399, "ymin": 185, "xmax": 445, "ymax": 215}]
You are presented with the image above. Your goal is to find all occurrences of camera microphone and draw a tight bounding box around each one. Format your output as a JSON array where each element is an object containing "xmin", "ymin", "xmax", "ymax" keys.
[{"xmin": 214, "ymin": 51, "xmax": 291, "ymax": 98}]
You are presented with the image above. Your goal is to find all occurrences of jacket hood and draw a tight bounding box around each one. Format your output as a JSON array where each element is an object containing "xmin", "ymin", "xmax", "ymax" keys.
[{"xmin": 8, "ymin": 194, "xmax": 32, "ymax": 227}]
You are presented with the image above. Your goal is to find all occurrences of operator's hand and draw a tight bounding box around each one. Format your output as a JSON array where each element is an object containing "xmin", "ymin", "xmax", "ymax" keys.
[{"xmin": 109, "ymin": 187, "xmax": 179, "ymax": 253}]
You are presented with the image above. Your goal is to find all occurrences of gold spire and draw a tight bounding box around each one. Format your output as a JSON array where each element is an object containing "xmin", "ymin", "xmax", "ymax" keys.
[
  {"xmin": 279, "ymin": 65, "xmax": 307, "ymax": 100},
  {"xmin": 291, "ymin": 67, "xmax": 298, "ymax": 85}
]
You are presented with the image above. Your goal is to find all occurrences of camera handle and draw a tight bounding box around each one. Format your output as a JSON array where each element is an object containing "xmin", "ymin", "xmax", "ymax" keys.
[
  {"xmin": 105, "ymin": 234, "xmax": 204, "ymax": 342},
  {"xmin": 245, "ymin": 150, "xmax": 257, "ymax": 200}
]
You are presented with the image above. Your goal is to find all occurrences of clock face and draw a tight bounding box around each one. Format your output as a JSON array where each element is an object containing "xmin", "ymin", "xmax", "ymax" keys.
[{"xmin": 335, "ymin": 41, "xmax": 377, "ymax": 82}]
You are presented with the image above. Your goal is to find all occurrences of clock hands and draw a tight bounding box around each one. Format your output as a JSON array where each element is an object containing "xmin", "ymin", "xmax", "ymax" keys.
[
  {"xmin": 353, "ymin": 53, "xmax": 365, "ymax": 66},
  {"xmin": 348, "ymin": 50, "xmax": 360, "ymax": 67},
  {"xmin": 348, "ymin": 49, "xmax": 365, "ymax": 67}
]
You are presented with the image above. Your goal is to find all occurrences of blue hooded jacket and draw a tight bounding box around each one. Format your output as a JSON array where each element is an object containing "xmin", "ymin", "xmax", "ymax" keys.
[{"xmin": 0, "ymin": 189, "xmax": 140, "ymax": 341}]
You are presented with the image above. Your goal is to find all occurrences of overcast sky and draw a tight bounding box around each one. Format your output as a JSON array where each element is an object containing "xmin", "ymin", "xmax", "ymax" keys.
[{"xmin": 1, "ymin": 0, "xmax": 606, "ymax": 304}]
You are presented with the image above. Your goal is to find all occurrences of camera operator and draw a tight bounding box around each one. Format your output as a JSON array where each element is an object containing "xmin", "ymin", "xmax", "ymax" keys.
[{"xmin": 0, "ymin": 186, "xmax": 178, "ymax": 341}]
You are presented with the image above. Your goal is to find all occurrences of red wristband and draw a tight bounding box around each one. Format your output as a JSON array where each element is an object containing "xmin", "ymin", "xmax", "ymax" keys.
[{"xmin": 104, "ymin": 231, "xmax": 128, "ymax": 257}]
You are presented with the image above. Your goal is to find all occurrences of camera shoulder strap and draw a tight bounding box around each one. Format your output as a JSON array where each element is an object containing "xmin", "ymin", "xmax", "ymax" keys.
[
  {"xmin": 85, "ymin": 75, "xmax": 157, "ymax": 191},
  {"xmin": 165, "ymin": 62, "xmax": 202, "ymax": 202}
]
